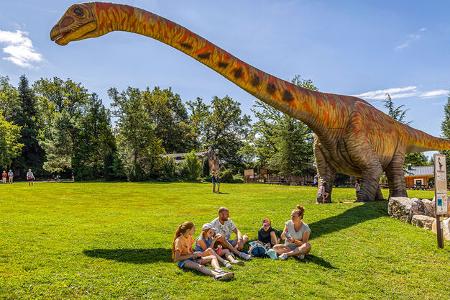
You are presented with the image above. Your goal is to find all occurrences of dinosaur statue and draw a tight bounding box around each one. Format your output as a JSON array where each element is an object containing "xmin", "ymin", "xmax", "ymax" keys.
[{"xmin": 50, "ymin": 2, "xmax": 450, "ymax": 202}]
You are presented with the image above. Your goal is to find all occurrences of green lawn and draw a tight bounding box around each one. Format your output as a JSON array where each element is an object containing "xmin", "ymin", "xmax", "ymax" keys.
[{"xmin": 0, "ymin": 183, "xmax": 449, "ymax": 299}]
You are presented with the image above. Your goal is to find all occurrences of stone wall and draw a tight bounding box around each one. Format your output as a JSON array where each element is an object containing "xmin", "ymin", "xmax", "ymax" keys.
[{"xmin": 388, "ymin": 197, "xmax": 450, "ymax": 240}]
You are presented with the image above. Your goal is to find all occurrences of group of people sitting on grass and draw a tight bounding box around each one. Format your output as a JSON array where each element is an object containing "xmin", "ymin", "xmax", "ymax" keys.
[{"xmin": 172, "ymin": 205, "xmax": 311, "ymax": 281}]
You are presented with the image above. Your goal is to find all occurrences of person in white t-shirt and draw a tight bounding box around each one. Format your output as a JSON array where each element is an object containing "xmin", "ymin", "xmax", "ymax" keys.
[
  {"xmin": 209, "ymin": 207, "xmax": 251, "ymax": 261},
  {"xmin": 273, "ymin": 205, "xmax": 311, "ymax": 260}
]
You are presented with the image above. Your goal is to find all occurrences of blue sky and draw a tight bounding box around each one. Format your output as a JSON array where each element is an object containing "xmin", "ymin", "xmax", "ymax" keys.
[{"xmin": 0, "ymin": 1, "xmax": 449, "ymax": 140}]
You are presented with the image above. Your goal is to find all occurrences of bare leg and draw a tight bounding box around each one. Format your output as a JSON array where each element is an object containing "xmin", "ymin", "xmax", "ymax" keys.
[
  {"xmin": 182, "ymin": 260, "xmax": 215, "ymax": 277},
  {"xmin": 272, "ymin": 244, "xmax": 291, "ymax": 255},
  {"xmin": 203, "ymin": 248, "xmax": 227, "ymax": 266}
]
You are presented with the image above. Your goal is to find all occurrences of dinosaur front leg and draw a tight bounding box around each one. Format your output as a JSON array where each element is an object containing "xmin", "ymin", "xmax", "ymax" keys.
[
  {"xmin": 314, "ymin": 137, "xmax": 336, "ymax": 203},
  {"xmin": 385, "ymin": 152, "xmax": 408, "ymax": 198}
]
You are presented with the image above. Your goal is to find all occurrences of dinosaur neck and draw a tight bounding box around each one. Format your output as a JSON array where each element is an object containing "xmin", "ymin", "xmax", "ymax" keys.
[{"xmin": 94, "ymin": 3, "xmax": 328, "ymax": 130}]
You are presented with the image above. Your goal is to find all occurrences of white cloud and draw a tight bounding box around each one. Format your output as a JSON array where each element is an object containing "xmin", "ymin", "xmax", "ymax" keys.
[
  {"xmin": 0, "ymin": 29, "xmax": 43, "ymax": 68},
  {"xmin": 395, "ymin": 27, "xmax": 426, "ymax": 50},
  {"xmin": 419, "ymin": 89, "xmax": 449, "ymax": 98},
  {"xmin": 354, "ymin": 86, "xmax": 449, "ymax": 101},
  {"xmin": 353, "ymin": 86, "xmax": 418, "ymax": 100}
]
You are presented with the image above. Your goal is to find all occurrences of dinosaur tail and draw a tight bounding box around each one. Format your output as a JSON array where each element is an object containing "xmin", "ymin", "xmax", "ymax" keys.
[{"xmin": 406, "ymin": 126, "xmax": 450, "ymax": 152}]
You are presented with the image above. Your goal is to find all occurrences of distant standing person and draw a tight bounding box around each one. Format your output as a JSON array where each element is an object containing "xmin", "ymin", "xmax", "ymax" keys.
[
  {"xmin": 212, "ymin": 171, "xmax": 220, "ymax": 193},
  {"xmin": 317, "ymin": 179, "xmax": 329, "ymax": 203},
  {"xmin": 2, "ymin": 170, "xmax": 7, "ymax": 184},
  {"xmin": 8, "ymin": 170, "xmax": 14, "ymax": 184},
  {"xmin": 26, "ymin": 169, "xmax": 35, "ymax": 186},
  {"xmin": 355, "ymin": 179, "xmax": 361, "ymax": 197}
]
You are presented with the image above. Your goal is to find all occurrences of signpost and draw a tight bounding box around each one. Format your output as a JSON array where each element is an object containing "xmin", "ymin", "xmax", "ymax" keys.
[{"xmin": 433, "ymin": 154, "xmax": 447, "ymax": 248}]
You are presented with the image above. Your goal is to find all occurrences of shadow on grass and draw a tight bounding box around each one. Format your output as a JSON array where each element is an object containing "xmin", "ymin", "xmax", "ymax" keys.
[
  {"xmin": 83, "ymin": 248, "xmax": 172, "ymax": 264},
  {"xmin": 301, "ymin": 254, "xmax": 337, "ymax": 269},
  {"xmin": 309, "ymin": 201, "xmax": 388, "ymax": 240}
]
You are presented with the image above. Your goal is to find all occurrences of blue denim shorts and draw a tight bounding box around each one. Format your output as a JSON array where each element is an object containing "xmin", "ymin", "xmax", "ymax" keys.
[{"xmin": 177, "ymin": 257, "xmax": 202, "ymax": 268}]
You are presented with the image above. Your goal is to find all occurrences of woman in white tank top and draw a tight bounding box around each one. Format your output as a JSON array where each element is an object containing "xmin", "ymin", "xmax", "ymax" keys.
[{"xmin": 273, "ymin": 205, "xmax": 311, "ymax": 260}]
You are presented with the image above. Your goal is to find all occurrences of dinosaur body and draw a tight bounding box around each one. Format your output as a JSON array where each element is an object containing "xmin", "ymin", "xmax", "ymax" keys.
[{"xmin": 51, "ymin": 3, "xmax": 450, "ymax": 201}]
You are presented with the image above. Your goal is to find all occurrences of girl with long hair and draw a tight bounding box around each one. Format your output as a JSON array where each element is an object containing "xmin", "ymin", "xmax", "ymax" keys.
[{"xmin": 172, "ymin": 221, "xmax": 234, "ymax": 281}]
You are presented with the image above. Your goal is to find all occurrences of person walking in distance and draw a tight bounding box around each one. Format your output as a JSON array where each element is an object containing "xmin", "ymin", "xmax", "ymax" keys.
[
  {"xmin": 26, "ymin": 169, "xmax": 35, "ymax": 186},
  {"xmin": 8, "ymin": 170, "xmax": 14, "ymax": 184}
]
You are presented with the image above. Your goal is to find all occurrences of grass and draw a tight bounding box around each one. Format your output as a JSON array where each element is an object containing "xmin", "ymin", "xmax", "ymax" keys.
[{"xmin": 0, "ymin": 182, "xmax": 449, "ymax": 299}]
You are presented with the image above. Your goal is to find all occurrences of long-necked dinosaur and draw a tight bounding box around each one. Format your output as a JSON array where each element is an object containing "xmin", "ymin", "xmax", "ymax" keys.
[{"xmin": 50, "ymin": 2, "xmax": 450, "ymax": 202}]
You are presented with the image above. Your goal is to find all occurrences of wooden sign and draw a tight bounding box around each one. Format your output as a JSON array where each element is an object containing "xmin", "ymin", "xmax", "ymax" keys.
[{"xmin": 434, "ymin": 154, "xmax": 448, "ymax": 216}]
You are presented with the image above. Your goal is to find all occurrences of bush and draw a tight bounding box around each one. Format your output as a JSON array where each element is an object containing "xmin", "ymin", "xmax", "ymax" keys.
[
  {"xmin": 219, "ymin": 169, "xmax": 234, "ymax": 183},
  {"xmin": 180, "ymin": 151, "xmax": 202, "ymax": 181},
  {"xmin": 159, "ymin": 156, "xmax": 176, "ymax": 181}
]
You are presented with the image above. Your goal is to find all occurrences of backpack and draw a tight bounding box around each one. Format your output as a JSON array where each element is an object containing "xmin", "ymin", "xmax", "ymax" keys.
[{"xmin": 248, "ymin": 241, "xmax": 269, "ymax": 258}]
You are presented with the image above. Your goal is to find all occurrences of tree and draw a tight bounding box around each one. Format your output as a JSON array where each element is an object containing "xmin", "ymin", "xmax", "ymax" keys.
[
  {"xmin": 142, "ymin": 87, "xmax": 195, "ymax": 153},
  {"xmin": 383, "ymin": 93, "xmax": 429, "ymax": 166},
  {"xmin": 72, "ymin": 94, "xmax": 121, "ymax": 180},
  {"xmin": 187, "ymin": 96, "xmax": 251, "ymax": 170},
  {"xmin": 34, "ymin": 77, "xmax": 91, "ymax": 175},
  {"xmin": 441, "ymin": 92, "xmax": 450, "ymax": 177},
  {"xmin": 0, "ymin": 76, "xmax": 20, "ymax": 122},
  {"xmin": 251, "ymin": 75, "xmax": 316, "ymax": 176},
  {"xmin": 0, "ymin": 113, "xmax": 23, "ymax": 169},
  {"xmin": 384, "ymin": 93, "xmax": 409, "ymax": 124},
  {"xmin": 180, "ymin": 150, "xmax": 202, "ymax": 181},
  {"xmin": 110, "ymin": 87, "xmax": 164, "ymax": 181},
  {"xmin": 11, "ymin": 75, "xmax": 45, "ymax": 177}
]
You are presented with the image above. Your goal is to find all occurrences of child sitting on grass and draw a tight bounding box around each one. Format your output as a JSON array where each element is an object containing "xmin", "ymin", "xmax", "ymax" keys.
[
  {"xmin": 172, "ymin": 221, "xmax": 234, "ymax": 281},
  {"xmin": 195, "ymin": 223, "xmax": 244, "ymax": 268}
]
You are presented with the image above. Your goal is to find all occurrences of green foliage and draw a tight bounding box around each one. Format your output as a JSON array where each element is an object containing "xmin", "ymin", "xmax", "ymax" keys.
[
  {"xmin": 219, "ymin": 168, "xmax": 234, "ymax": 183},
  {"xmin": 440, "ymin": 92, "xmax": 450, "ymax": 177},
  {"xmin": 187, "ymin": 96, "xmax": 251, "ymax": 170},
  {"xmin": 251, "ymin": 75, "xmax": 315, "ymax": 176},
  {"xmin": 404, "ymin": 152, "xmax": 429, "ymax": 166},
  {"xmin": 384, "ymin": 93, "xmax": 409, "ymax": 124},
  {"xmin": 34, "ymin": 77, "xmax": 91, "ymax": 174},
  {"xmin": 110, "ymin": 87, "xmax": 164, "ymax": 181},
  {"xmin": 0, "ymin": 183, "xmax": 448, "ymax": 299},
  {"xmin": 0, "ymin": 76, "xmax": 20, "ymax": 123},
  {"xmin": 0, "ymin": 113, "xmax": 23, "ymax": 168},
  {"xmin": 179, "ymin": 150, "xmax": 202, "ymax": 181},
  {"xmin": 383, "ymin": 93, "xmax": 429, "ymax": 166},
  {"xmin": 72, "ymin": 94, "xmax": 121, "ymax": 180},
  {"xmin": 142, "ymin": 87, "xmax": 196, "ymax": 153},
  {"xmin": 159, "ymin": 156, "xmax": 177, "ymax": 181}
]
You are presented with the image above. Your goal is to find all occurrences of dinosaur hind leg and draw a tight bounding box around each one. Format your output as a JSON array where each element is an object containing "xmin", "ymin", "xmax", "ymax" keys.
[
  {"xmin": 345, "ymin": 115, "xmax": 384, "ymax": 201},
  {"xmin": 385, "ymin": 152, "xmax": 408, "ymax": 198},
  {"xmin": 314, "ymin": 137, "xmax": 336, "ymax": 203}
]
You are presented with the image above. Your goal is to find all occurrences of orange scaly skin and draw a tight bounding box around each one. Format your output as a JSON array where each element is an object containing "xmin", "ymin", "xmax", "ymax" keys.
[{"xmin": 51, "ymin": 3, "xmax": 450, "ymax": 201}]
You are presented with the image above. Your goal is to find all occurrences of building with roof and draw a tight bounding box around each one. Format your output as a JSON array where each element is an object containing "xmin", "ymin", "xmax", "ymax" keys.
[{"xmin": 404, "ymin": 165, "xmax": 434, "ymax": 189}]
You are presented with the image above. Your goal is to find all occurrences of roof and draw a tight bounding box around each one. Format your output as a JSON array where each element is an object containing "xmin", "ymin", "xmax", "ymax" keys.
[{"xmin": 404, "ymin": 166, "xmax": 434, "ymax": 177}]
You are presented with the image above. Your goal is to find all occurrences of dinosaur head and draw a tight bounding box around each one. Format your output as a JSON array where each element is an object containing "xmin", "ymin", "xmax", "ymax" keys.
[{"xmin": 50, "ymin": 3, "xmax": 98, "ymax": 46}]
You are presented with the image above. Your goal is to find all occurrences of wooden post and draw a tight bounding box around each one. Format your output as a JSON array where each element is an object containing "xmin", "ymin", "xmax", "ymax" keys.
[{"xmin": 433, "ymin": 153, "xmax": 447, "ymax": 249}]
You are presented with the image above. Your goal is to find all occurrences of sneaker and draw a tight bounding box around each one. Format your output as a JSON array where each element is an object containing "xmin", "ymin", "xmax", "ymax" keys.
[
  {"xmin": 214, "ymin": 271, "xmax": 234, "ymax": 281},
  {"xmin": 231, "ymin": 259, "xmax": 245, "ymax": 266},
  {"xmin": 224, "ymin": 261, "xmax": 233, "ymax": 269},
  {"xmin": 279, "ymin": 253, "xmax": 288, "ymax": 260},
  {"xmin": 298, "ymin": 254, "xmax": 305, "ymax": 260},
  {"xmin": 239, "ymin": 252, "xmax": 252, "ymax": 261},
  {"xmin": 266, "ymin": 249, "xmax": 278, "ymax": 260}
]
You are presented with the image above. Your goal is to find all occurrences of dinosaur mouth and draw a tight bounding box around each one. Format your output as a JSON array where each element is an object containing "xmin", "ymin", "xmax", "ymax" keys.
[{"xmin": 50, "ymin": 22, "xmax": 97, "ymax": 46}]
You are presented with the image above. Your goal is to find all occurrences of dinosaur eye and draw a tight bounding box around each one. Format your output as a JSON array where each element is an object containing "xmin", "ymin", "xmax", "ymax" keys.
[{"xmin": 73, "ymin": 7, "xmax": 84, "ymax": 17}]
